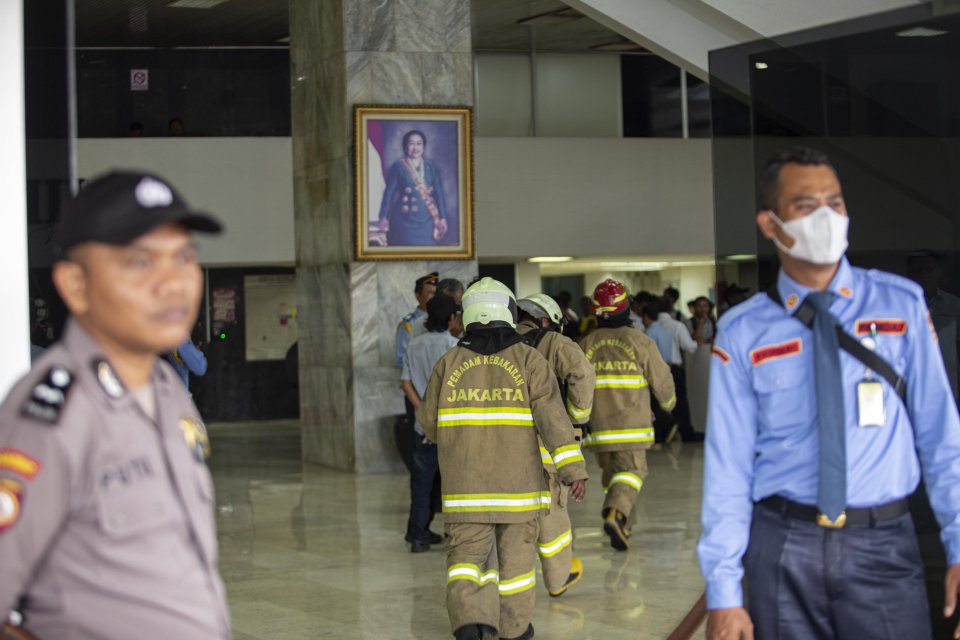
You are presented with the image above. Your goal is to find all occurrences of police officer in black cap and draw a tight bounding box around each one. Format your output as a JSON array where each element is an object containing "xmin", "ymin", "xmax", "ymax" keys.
[{"xmin": 0, "ymin": 171, "xmax": 230, "ymax": 639}]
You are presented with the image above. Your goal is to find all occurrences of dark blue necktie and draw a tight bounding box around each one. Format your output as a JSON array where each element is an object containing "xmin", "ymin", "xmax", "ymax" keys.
[{"xmin": 806, "ymin": 291, "xmax": 846, "ymax": 521}]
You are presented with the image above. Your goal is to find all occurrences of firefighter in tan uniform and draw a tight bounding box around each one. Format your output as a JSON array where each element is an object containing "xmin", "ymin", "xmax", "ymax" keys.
[
  {"xmin": 579, "ymin": 279, "xmax": 676, "ymax": 551},
  {"xmin": 516, "ymin": 294, "xmax": 594, "ymax": 597},
  {"xmin": 0, "ymin": 171, "xmax": 230, "ymax": 640},
  {"xmin": 419, "ymin": 279, "xmax": 589, "ymax": 640}
]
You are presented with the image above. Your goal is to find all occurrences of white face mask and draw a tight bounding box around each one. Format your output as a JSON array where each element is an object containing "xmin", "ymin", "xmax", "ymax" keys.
[{"xmin": 769, "ymin": 206, "xmax": 849, "ymax": 265}]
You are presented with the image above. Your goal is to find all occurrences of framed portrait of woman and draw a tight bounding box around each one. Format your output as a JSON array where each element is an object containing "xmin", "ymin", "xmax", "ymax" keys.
[{"xmin": 354, "ymin": 105, "xmax": 474, "ymax": 260}]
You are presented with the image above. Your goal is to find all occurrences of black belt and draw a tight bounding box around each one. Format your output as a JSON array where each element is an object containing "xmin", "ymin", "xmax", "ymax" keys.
[{"xmin": 759, "ymin": 495, "xmax": 909, "ymax": 528}]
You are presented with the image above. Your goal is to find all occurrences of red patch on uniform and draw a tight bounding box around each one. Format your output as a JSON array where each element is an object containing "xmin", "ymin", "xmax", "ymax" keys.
[
  {"xmin": 711, "ymin": 346, "xmax": 731, "ymax": 365},
  {"xmin": 750, "ymin": 338, "xmax": 802, "ymax": 367},
  {"xmin": 854, "ymin": 319, "xmax": 906, "ymax": 336},
  {"xmin": 0, "ymin": 448, "xmax": 41, "ymax": 480},
  {"xmin": 0, "ymin": 479, "xmax": 23, "ymax": 533}
]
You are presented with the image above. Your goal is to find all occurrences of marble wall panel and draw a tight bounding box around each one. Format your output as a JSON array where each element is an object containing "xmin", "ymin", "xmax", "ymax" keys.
[
  {"xmin": 346, "ymin": 51, "xmax": 424, "ymax": 105},
  {"xmin": 420, "ymin": 53, "xmax": 474, "ymax": 105},
  {"xmin": 289, "ymin": 0, "xmax": 344, "ymax": 68},
  {"xmin": 350, "ymin": 262, "xmax": 379, "ymax": 368},
  {"xmin": 291, "ymin": 56, "xmax": 349, "ymax": 170},
  {"xmin": 352, "ymin": 365, "xmax": 407, "ymax": 473},
  {"xmin": 375, "ymin": 260, "xmax": 478, "ymax": 367},
  {"xmin": 300, "ymin": 364, "xmax": 355, "ymax": 470},
  {"xmin": 393, "ymin": 0, "xmax": 471, "ymax": 54},
  {"xmin": 345, "ymin": 0, "xmax": 396, "ymax": 53}
]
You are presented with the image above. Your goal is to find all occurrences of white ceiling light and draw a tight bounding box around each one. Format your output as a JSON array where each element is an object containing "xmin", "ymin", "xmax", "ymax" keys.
[
  {"xmin": 725, "ymin": 254, "xmax": 756, "ymax": 262},
  {"xmin": 896, "ymin": 27, "xmax": 949, "ymax": 38},
  {"xmin": 754, "ymin": 62, "xmax": 769, "ymax": 70},
  {"xmin": 167, "ymin": 0, "xmax": 230, "ymax": 9},
  {"xmin": 529, "ymin": 256, "xmax": 573, "ymax": 263}
]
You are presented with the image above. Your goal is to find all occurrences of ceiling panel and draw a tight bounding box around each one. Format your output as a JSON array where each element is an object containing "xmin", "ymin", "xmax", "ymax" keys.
[{"xmin": 76, "ymin": 0, "xmax": 632, "ymax": 51}]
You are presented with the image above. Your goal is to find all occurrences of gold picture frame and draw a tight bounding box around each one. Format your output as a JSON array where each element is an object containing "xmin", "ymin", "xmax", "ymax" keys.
[{"xmin": 354, "ymin": 105, "xmax": 474, "ymax": 260}]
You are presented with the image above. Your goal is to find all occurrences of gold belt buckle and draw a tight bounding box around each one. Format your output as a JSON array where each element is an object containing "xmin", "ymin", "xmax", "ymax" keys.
[{"xmin": 816, "ymin": 511, "xmax": 847, "ymax": 528}]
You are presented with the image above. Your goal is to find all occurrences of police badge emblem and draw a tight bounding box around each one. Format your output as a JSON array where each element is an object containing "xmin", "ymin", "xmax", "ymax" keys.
[{"xmin": 179, "ymin": 417, "xmax": 211, "ymax": 462}]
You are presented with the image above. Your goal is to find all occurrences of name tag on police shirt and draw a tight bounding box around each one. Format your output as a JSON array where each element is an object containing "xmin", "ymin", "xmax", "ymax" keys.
[{"xmin": 857, "ymin": 380, "xmax": 885, "ymax": 427}]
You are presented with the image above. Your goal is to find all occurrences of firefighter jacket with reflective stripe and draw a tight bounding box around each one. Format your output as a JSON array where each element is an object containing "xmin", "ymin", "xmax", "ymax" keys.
[
  {"xmin": 579, "ymin": 326, "xmax": 676, "ymax": 452},
  {"xmin": 517, "ymin": 320, "xmax": 595, "ymax": 426},
  {"xmin": 419, "ymin": 342, "xmax": 589, "ymax": 523}
]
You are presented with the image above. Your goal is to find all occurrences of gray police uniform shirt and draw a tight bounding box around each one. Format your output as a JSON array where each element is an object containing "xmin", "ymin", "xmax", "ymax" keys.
[
  {"xmin": 0, "ymin": 320, "xmax": 230, "ymax": 640},
  {"xmin": 401, "ymin": 329, "xmax": 459, "ymax": 436}
]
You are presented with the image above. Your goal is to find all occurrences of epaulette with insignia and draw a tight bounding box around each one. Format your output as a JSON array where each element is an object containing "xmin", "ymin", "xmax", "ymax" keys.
[
  {"xmin": 20, "ymin": 366, "xmax": 74, "ymax": 424},
  {"xmin": 866, "ymin": 269, "xmax": 924, "ymax": 301}
]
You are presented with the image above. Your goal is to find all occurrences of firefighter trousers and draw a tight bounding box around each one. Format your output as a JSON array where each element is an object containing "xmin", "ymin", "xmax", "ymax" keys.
[
  {"xmin": 445, "ymin": 519, "xmax": 539, "ymax": 638},
  {"xmin": 536, "ymin": 473, "xmax": 574, "ymax": 594},
  {"xmin": 594, "ymin": 449, "xmax": 649, "ymax": 529}
]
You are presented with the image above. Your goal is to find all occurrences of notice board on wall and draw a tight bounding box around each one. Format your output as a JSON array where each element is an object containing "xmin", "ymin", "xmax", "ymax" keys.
[{"xmin": 243, "ymin": 274, "xmax": 297, "ymax": 361}]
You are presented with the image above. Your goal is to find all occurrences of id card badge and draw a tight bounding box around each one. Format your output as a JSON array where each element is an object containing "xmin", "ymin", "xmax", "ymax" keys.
[{"xmin": 857, "ymin": 380, "xmax": 886, "ymax": 427}]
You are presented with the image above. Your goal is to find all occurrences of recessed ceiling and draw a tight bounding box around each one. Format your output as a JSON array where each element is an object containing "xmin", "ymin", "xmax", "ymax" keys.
[{"xmin": 75, "ymin": 0, "xmax": 637, "ymax": 51}]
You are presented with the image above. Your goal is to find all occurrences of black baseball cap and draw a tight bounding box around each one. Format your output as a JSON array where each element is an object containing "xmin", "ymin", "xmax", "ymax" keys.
[{"xmin": 59, "ymin": 171, "xmax": 223, "ymax": 254}]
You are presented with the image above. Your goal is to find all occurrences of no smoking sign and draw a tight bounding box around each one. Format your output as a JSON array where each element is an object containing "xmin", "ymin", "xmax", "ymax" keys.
[{"xmin": 130, "ymin": 68, "xmax": 149, "ymax": 91}]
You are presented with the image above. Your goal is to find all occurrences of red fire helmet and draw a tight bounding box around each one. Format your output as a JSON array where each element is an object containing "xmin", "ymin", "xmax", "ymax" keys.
[{"xmin": 592, "ymin": 279, "xmax": 629, "ymax": 318}]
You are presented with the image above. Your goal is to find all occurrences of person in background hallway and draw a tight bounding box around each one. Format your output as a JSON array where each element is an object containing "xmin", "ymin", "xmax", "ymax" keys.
[
  {"xmin": 687, "ymin": 296, "xmax": 717, "ymax": 346},
  {"xmin": 0, "ymin": 171, "xmax": 230, "ymax": 640},
  {"xmin": 629, "ymin": 295, "xmax": 645, "ymax": 331},
  {"xmin": 580, "ymin": 279, "xmax": 675, "ymax": 551},
  {"xmin": 699, "ymin": 147, "xmax": 960, "ymax": 640},
  {"xmin": 556, "ymin": 291, "xmax": 579, "ymax": 340},
  {"xmin": 401, "ymin": 294, "xmax": 462, "ymax": 553},
  {"xmin": 577, "ymin": 296, "xmax": 598, "ymax": 338},
  {"xmin": 164, "ymin": 334, "xmax": 207, "ymax": 394},
  {"xmin": 411, "ymin": 277, "xmax": 465, "ymax": 339},
  {"xmin": 168, "ymin": 117, "xmax": 185, "ymax": 137},
  {"xmin": 418, "ymin": 278, "xmax": 588, "ymax": 640},
  {"xmin": 516, "ymin": 293, "xmax": 595, "ymax": 598},
  {"xmin": 641, "ymin": 302, "xmax": 681, "ymax": 445},
  {"xmin": 907, "ymin": 249, "xmax": 960, "ymax": 402},
  {"xmin": 663, "ymin": 286, "xmax": 685, "ymax": 322},
  {"xmin": 128, "ymin": 121, "xmax": 144, "ymax": 137},
  {"xmin": 657, "ymin": 296, "xmax": 703, "ymax": 442}
]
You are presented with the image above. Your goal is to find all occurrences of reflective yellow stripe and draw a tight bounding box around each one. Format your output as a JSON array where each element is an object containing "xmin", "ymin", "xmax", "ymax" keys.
[
  {"xmin": 537, "ymin": 530, "xmax": 572, "ymax": 558},
  {"xmin": 551, "ymin": 444, "xmax": 585, "ymax": 469},
  {"xmin": 595, "ymin": 375, "xmax": 648, "ymax": 389},
  {"xmin": 605, "ymin": 472, "xmax": 643, "ymax": 492},
  {"xmin": 566, "ymin": 397, "xmax": 591, "ymax": 421},
  {"xmin": 584, "ymin": 428, "xmax": 654, "ymax": 446},
  {"xmin": 442, "ymin": 492, "xmax": 551, "ymax": 513},
  {"xmin": 437, "ymin": 406, "xmax": 534, "ymax": 427},
  {"xmin": 539, "ymin": 447, "xmax": 554, "ymax": 465},
  {"xmin": 499, "ymin": 569, "xmax": 537, "ymax": 595},
  {"xmin": 447, "ymin": 563, "xmax": 499, "ymax": 586},
  {"xmin": 660, "ymin": 394, "xmax": 677, "ymax": 411}
]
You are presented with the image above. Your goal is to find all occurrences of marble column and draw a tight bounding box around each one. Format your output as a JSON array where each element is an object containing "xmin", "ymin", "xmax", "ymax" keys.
[{"xmin": 290, "ymin": 0, "xmax": 476, "ymax": 472}]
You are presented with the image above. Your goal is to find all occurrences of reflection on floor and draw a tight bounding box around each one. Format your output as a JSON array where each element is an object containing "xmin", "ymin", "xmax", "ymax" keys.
[{"xmin": 209, "ymin": 421, "xmax": 707, "ymax": 640}]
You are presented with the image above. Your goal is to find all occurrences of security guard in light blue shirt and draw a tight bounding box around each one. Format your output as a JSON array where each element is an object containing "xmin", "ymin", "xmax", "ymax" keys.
[
  {"xmin": 395, "ymin": 272, "xmax": 438, "ymax": 369},
  {"xmin": 698, "ymin": 147, "xmax": 960, "ymax": 640}
]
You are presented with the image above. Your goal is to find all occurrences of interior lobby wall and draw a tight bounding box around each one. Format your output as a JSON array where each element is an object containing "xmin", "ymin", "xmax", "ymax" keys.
[{"xmin": 76, "ymin": 136, "xmax": 715, "ymax": 264}]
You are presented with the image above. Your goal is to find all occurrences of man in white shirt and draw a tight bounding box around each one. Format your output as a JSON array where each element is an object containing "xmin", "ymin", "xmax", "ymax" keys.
[
  {"xmin": 401, "ymin": 294, "xmax": 463, "ymax": 552},
  {"xmin": 656, "ymin": 297, "xmax": 703, "ymax": 442}
]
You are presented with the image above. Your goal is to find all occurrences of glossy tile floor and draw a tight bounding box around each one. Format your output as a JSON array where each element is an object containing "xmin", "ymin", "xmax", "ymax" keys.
[{"xmin": 209, "ymin": 421, "xmax": 707, "ymax": 640}]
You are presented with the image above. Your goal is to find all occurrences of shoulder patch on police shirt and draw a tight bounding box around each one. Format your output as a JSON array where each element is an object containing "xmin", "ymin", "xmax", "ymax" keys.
[
  {"xmin": 750, "ymin": 338, "xmax": 802, "ymax": 367},
  {"xmin": 20, "ymin": 366, "xmax": 74, "ymax": 425},
  {"xmin": 0, "ymin": 449, "xmax": 41, "ymax": 480},
  {"xmin": 0, "ymin": 478, "xmax": 24, "ymax": 532}
]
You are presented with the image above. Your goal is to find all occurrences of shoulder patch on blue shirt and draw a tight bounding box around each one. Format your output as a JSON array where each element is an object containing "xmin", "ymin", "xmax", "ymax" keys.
[
  {"xmin": 717, "ymin": 293, "xmax": 769, "ymax": 332},
  {"xmin": 866, "ymin": 269, "xmax": 924, "ymax": 301}
]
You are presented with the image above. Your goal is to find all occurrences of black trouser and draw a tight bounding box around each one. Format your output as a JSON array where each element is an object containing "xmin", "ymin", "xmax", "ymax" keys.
[
  {"xmin": 745, "ymin": 502, "xmax": 930, "ymax": 639},
  {"xmin": 669, "ymin": 364, "xmax": 698, "ymax": 440}
]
